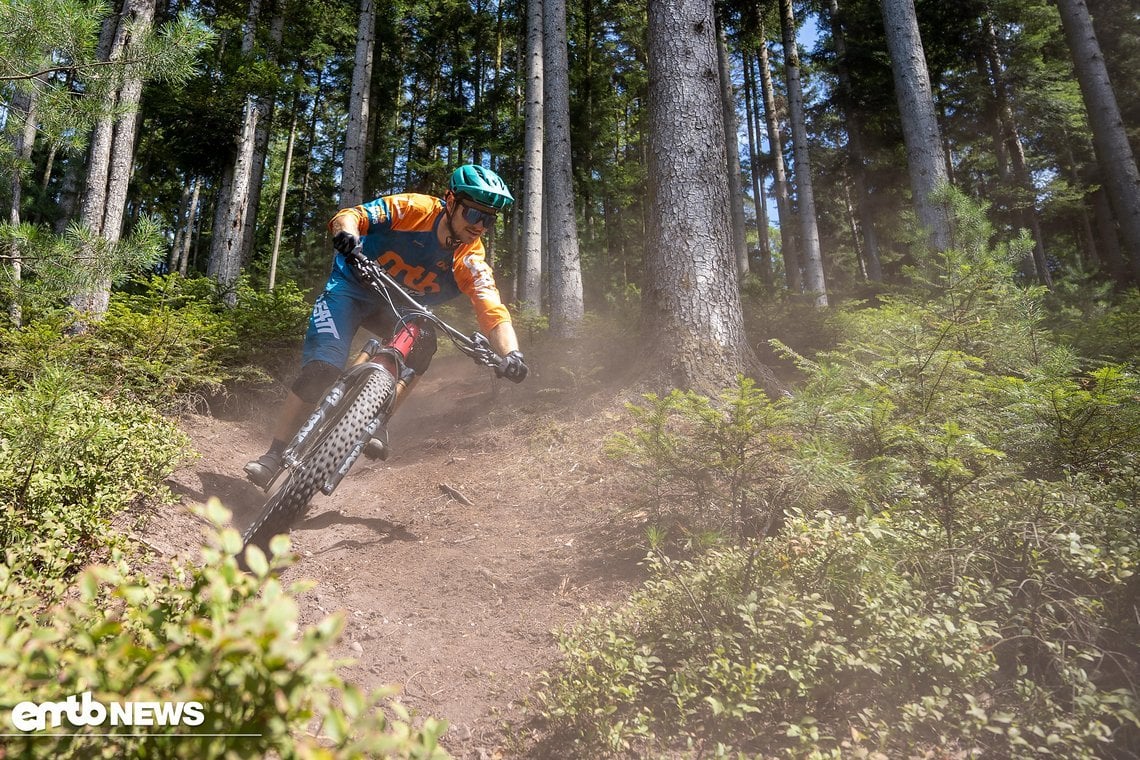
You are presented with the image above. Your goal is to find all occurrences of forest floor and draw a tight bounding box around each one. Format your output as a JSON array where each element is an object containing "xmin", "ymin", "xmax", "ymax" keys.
[{"xmin": 143, "ymin": 342, "xmax": 651, "ymax": 759}]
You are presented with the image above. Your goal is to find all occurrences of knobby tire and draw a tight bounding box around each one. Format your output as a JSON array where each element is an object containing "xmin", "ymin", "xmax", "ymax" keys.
[{"xmin": 240, "ymin": 369, "xmax": 395, "ymax": 563}]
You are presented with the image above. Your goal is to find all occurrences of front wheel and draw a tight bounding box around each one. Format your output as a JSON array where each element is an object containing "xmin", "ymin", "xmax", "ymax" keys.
[{"xmin": 240, "ymin": 369, "xmax": 395, "ymax": 564}]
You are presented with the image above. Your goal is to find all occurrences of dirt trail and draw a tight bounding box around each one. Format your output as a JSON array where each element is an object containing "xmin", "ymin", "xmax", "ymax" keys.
[{"xmin": 151, "ymin": 352, "xmax": 644, "ymax": 758}]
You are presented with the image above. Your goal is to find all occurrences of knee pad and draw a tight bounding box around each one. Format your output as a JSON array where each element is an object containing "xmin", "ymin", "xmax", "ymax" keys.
[
  {"xmin": 291, "ymin": 360, "xmax": 341, "ymax": 404},
  {"xmin": 406, "ymin": 322, "xmax": 437, "ymax": 375}
]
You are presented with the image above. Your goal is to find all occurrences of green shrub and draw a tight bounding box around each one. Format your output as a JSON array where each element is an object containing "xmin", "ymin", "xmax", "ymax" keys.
[
  {"xmin": 539, "ymin": 509, "xmax": 1139, "ymax": 758},
  {"xmin": 0, "ymin": 501, "xmax": 449, "ymax": 759},
  {"xmin": 542, "ymin": 192, "xmax": 1140, "ymax": 757},
  {"xmin": 1045, "ymin": 281, "xmax": 1140, "ymax": 365},
  {"xmin": 606, "ymin": 377, "xmax": 804, "ymax": 544},
  {"xmin": 108, "ymin": 273, "xmax": 310, "ymax": 392},
  {"xmin": 0, "ymin": 274, "xmax": 310, "ymax": 409},
  {"xmin": 0, "ymin": 366, "xmax": 188, "ymax": 577}
]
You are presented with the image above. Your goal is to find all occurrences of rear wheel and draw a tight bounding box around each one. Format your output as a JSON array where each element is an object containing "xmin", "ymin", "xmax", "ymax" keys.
[{"xmin": 240, "ymin": 369, "xmax": 395, "ymax": 564}]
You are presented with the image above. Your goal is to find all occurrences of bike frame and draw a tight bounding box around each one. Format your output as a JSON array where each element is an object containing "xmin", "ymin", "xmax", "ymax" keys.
[{"xmin": 272, "ymin": 245, "xmax": 502, "ymax": 497}]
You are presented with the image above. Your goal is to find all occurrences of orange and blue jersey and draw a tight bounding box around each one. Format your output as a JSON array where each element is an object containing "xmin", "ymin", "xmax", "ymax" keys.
[{"xmin": 326, "ymin": 193, "xmax": 510, "ymax": 335}]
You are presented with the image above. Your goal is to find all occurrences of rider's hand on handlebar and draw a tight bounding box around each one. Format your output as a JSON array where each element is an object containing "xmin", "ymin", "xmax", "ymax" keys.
[
  {"xmin": 496, "ymin": 350, "xmax": 528, "ymax": 383},
  {"xmin": 333, "ymin": 230, "xmax": 360, "ymax": 255}
]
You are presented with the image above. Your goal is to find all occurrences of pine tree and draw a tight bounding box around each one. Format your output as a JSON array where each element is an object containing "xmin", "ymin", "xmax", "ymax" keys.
[
  {"xmin": 1055, "ymin": 0, "xmax": 1140, "ymax": 281},
  {"xmin": 645, "ymin": 0, "xmax": 754, "ymax": 389},
  {"xmin": 880, "ymin": 0, "xmax": 954, "ymax": 253},
  {"xmin": 519, "ymin": 0, "xmax": 544, "ymax": 310},
  {"xmin": 543, "ymin": 0, "xmax": 584, "ymax": 335}
]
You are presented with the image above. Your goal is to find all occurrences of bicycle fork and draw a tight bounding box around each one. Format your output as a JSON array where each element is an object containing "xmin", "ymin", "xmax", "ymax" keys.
[{"xmin": 294, "ymin": 322, "xmax": 422, "ymax": 497}]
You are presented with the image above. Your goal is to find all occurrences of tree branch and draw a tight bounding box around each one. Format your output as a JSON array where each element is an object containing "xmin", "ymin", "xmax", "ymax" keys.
[{"xmin": 0, "ymin": 58, "xmax": 149, "ymax": 83}]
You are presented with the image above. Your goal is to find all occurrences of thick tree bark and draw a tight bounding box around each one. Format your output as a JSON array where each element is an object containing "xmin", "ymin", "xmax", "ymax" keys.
[
  {"xmin": 880, "ymin": 0, "xmax": 953, "ymax": 252},
  {"xmin": 779, "ymin": 0, "xmax": 827, "ymax": 306},
  {"xmin": 645, "ymin": 0, "xmax": 762, "ymax": 391},
  {"xmin": 543, "ymin": 0, "xmax": 584, "ymax": 336},
  {"xmin": 1055, "ymin": 0, "xmax": 1140, "ymax": 282},
  {"xmin": 519, "ymin": 0, "xmax": 544, "ymax": 311},
  {"xmin": 756, "ymin": 38, "xmax": 800, "ymax": 293},
  {"xmin": 716, "ymin": 15, "xmax": 748, "ymax": 278},
  {"xmin": 341, "ymin": 0, "xmax": 375, "ymax": 207}
]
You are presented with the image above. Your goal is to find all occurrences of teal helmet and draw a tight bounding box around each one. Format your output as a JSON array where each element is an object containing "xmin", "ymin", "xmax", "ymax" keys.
[{"xmin": 448, "ymin": 164, "xmax": 514, "ymax": 210}]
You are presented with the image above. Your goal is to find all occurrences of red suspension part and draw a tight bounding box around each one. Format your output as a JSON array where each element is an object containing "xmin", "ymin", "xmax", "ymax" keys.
[{"xmin": 383, "ymin": 320, "xmax": 421, "ymax": 372}]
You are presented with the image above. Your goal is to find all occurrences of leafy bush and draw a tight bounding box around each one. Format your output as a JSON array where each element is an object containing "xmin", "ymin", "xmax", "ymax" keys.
[
  {"xmin": 0, "ymin": 502, "xmax": 449, "ymax": 759},
  {"xmin": 1045, "ymin": 280, "xmax": 1140, "ymax": 365},
  {"xmin": 0, "ymin": 366, "xmax": 188, "ymax": 577},
  {"xmin": 542, "ymin": 191, "xmax": 1140, "ymax": 757},
  {"xmin": 0, "ymin": 217, "xmax": 168, "ymax": 323},
  {"xmin": 540, "ymin": 508, "xmax": 1138, "ymax": 758},
  {"xmin": 606, "ymin": 377, "xmax": 803, "ymax": 544},
  {"xmin": 0, "ymin": 274, "xmax": 310, "ymax": 409},
  {"xmin": 0, "ymin": 275, "xmax": 450, "ymax": 756}
]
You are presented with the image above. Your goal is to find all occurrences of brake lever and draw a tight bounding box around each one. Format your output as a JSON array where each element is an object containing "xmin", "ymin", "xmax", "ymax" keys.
[{"xmin": 468, "ymin": 332, "xmax": 502, "ymax": 369}]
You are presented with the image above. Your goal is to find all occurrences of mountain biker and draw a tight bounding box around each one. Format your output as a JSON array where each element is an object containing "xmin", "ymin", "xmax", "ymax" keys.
[{"xmin": 244, "ymin": 164, "xmax": 529, "ymax": 489}]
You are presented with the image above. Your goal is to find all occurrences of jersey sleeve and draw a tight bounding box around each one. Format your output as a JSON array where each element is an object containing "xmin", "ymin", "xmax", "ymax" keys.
[
  {"xmin": 453, "ymin": 242, "xmax": 512, "ymax": 334},
  {"xmin": 327, "ymin": 194, "xmax": 440, "ymax": 236}
]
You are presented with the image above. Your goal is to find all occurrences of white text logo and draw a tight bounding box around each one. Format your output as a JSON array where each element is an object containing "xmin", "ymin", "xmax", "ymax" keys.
[{"xmin": 10, "ymin": 692, "xmax": 206, "ymax": 732}]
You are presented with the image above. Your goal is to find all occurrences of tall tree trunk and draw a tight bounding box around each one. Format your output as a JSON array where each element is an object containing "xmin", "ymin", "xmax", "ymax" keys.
[
  {"xmin": 756, "ymin": 39, "xmax": 800, "ymax": 292},
  {"xmin": 177, "ymin": 176, "xmax": 201, "ymax": 276},
  {"xmin": 742, "ymin": 53, "xmax": 773, "ymax": 289},
  {"xmin": 169, "ymin": 178, "xmax": 194, "ymax": 270},
  {"xmin": 293, "ymin": 66, "xmax": 324, "ymax": 262},
  {"xmin": 102, "ymin": 105, "xmax": 145, "ymax": 243},
  {"xmin": 70, "ymin": 0, "xmax": 156, "ymax": 322},
  {"xmin": 716, "ymin": 15, "xmax": 748, "ymax": 278},
  {"xmin": 880, "ymin": 0, "xmax": 953, "ymax": 253},
  {"xmin": 341, "ymin": 0, "xmax": 375, "ymax": 207},
  {"xmin": 579, "ymin": 0, "xmax": 596, "ymax": 253},
  {"xmin": 1091, "ymin": 186, "xmax": 1129, "ymax": 283},
  {"xmin": 519, "ymin": 0, "xmax": 544, "ymax": 311},
  {"xmin": 208, "ymin": 0, "xmax": 263, "ymax": 303},
  {"xmin": 543, "ymin": 0, "xmax": 584, "ymax": 336},
  {"xmin": 1055, "ymin": 0, "xmax": 1140, "ymax": 282},
  {"xmin": 779, "ymin": 0, "xmax": 827, "ymax": 307},
  {"xmin": 984, "ymin": 14, "xmax": 1051, "ymax": 287},
  {"xmin": 827, "ymin": 0, "xmax": 882, "ymax": 281},
  {"xmin": 6, "ymin": 82, "xmax": 40, "ymax": 326},
  {"xmin": 645, "ymin": 0, "xmax": 758, "ymax": 391},
  {"xmin": 240, "ymin": 11, "xmax": 285, "ymax": 269},
  {"xmin": 269, "ymin": 107, "xmax": 298, "ymax": 291}
]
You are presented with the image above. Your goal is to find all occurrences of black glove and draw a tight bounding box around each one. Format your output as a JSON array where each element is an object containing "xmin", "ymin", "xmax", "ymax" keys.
[
  {"xmin": 496, "ymin": 350, "xmax": 528, "ymax": 383},
  {"xmin": 333, "ymin": 230, "xmax": 360, "ymax": 255}
]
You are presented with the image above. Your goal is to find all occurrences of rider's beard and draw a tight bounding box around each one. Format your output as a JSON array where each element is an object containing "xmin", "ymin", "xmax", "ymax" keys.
[
  {"xmin": 443, "ymin": 208, "xmax": 463, "ymax": 249},
  {"xmin": 445, "ymin": 207, "xmax": 485, "ymax": 248}
]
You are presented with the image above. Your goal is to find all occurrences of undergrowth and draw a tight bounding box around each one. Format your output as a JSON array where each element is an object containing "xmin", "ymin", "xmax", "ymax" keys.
[
  {"xmin": 0, "ymin": 274, "xmax": 309, "ymax": 411},
  {"xmin": 0, "ymin": 273, "xmax": 452, "ymax": 757},
  {"xmin": 538, "ymin": 191, "xmax": 1140, "ymax": 758}
]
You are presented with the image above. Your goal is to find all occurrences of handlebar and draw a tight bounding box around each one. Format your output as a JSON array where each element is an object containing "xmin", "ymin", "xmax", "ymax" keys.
[{"xmin": 345, "ymin": 245, "xmax": 504, "ymax": 371}]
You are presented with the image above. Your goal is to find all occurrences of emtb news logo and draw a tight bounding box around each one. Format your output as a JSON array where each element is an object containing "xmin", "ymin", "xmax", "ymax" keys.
[{"xmin": 9, "ymin": 692, "xmax": 205, "ymax": 732}]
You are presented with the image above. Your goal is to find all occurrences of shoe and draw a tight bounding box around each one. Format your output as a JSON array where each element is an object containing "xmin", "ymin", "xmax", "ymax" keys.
[
  {"xmin": 363, "ymin": 427, "xmax": 390, "ymax": 461},
  {"xmin": 244, "ymin": 451, "xmax": 283, "ymax": 490}
]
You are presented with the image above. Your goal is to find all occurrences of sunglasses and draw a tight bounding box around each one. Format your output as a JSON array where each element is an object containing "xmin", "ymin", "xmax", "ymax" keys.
[{"xmin": 458, "ymin": 202, "xmax": 497, "ymax": 228}]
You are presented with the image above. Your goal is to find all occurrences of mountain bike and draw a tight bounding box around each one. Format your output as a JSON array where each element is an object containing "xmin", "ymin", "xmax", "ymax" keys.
[{"xmin": 239, "ymin": 244, "xmax": 505, "ymax": 563}]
